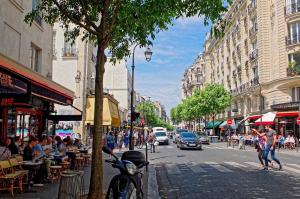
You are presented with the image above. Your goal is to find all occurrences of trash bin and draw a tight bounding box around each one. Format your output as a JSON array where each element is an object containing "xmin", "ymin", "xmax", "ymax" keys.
[{"xmin": 58, "ymin": 170, "xmax": 85, "ymax": 199}]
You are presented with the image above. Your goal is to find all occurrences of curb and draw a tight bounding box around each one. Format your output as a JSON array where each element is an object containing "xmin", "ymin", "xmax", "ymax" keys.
[{"xmin": 147, "ymin": 164, "xmax": 160, "ymax": 199}]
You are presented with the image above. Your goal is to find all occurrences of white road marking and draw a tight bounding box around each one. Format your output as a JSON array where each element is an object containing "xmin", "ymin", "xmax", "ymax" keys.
[
  {"xmin": 205, "ymin": 162, "xmax": 233, "ymax": 173},
  {"xmin": 166, "ymin": 145, "xmax": 174, "ymax": 149},
  {"xmin": 244, "ymin": 162, "xmax": 261, "ymax": 168},
  {"xmin": 287, "ymin": 164, "xmax": 300, "ymax": 169},
  {"xmin": 165, "ymin": 164, "xmax": 181, "ymax": 175},
  {"xmin": 224, "ymin": 161, "xmax": 247, "ymax": 168},
  {"xmin": 186, "ymin": 162, "xmax": 207, "ymax": 173},
  {"xmin": 282, "ymin": 165, "xmax": 300, "ymax": 174}
]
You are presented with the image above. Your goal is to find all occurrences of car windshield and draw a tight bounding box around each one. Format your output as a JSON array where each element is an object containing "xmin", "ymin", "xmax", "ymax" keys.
[
  {"xmin": 181, "ymin": 132, "xmax": 196, "ymax": 138},
  {"xmin": 155, "ymin": 132, "xmax": 166, "ymax": 137}
]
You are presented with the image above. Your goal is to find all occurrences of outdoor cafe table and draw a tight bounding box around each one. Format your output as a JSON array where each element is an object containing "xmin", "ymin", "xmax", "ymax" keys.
[{"xmin": 21, "ymin": 161, "xmax": 43, "ymax": 192}]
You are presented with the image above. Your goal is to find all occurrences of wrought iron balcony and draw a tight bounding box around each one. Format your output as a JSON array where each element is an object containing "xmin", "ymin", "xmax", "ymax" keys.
[
  {"xmin": 250, "ymin": 49, "xmax": 258, "ymax": 61},
  {"xmin": 62, "ymin": 47, "xmax": 78, "ymax": 57},
  {"xmin": 287, "ymin": 67, "xmax": 300, "ymax": 76},
  {"xmin": 248, "ymin": 2, "xmax": 257, "ymax": 15},
  {"xmin": 285, "ymin": 3, "xmax": 300, "ymax": 16},
  {"xmin": 286, "ymin": 35, "xmax": 300, "ymax": 45},
  {"xmin": 250, "ymin": 76, "xmax": 259, "ymax": 86},
  {"xmin": 249, "ymin": 25, "xmax": 258, "ymax": 37}
]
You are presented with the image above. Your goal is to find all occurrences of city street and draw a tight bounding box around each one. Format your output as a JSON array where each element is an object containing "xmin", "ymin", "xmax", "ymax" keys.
[{"xmin": 148, "ymin": 141, "xmax": 300, "ymax": 199}]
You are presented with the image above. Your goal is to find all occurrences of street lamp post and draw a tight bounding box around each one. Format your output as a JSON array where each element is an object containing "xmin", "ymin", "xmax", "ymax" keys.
[{"xmin": 129, "ymin": 45, "xmax": 152, "ymax": 150}]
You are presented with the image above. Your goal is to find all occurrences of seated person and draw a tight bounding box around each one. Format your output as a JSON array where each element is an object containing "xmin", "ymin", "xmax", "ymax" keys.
[
  {"xmin": 33, "ymin": 137, "xmax": 46, "ymax": 158},
  {"xmin": 0, "ymin": 140, "xmax": 11, "ymax": 160},
  {"xmin": 5, "ymin": 137, "xmax": 19, "ymax": 155},
  {"xmin": 23, "ymin": 137, "xmax": 48, "ymax": 184}
]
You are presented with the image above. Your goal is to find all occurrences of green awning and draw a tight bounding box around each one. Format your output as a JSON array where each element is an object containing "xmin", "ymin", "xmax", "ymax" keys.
[{"xmin": 205, "ymin": 121, "xmax": 223, "ymax": 129}]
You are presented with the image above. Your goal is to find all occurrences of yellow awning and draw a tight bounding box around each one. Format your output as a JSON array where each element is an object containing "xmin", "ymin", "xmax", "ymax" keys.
[{"xmin": 85, "ymin": 95, "xmax": 121, "ymax": 127}]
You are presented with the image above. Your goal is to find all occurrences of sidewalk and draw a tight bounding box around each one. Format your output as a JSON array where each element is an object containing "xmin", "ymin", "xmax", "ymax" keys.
[{"xmin": 0, "ymin": 153, "xmax": 156, "ymax": 199}]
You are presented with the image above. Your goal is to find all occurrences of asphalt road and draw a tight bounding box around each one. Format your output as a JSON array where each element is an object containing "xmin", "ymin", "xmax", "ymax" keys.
[{"xmin": 148, "ymin": 141, "xmax": 300, "ymax": 199}]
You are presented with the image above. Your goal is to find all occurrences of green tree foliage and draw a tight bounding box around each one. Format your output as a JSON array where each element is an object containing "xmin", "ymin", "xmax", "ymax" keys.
[
  {"xmin": 25, "ymin": 1, "xmax": 230, "ymax": 198},
  {"xmin": 136, "ymin": 101, "xmax": 174, "ymax": 131}
]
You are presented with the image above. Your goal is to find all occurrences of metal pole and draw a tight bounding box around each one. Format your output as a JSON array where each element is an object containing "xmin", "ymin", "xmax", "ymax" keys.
[
  {"xmin": 259, "ymin": 83, "xmax": 263, "ymax": 130},
  {"xmin": 129, "ymin": 44, "xmax": 138, "ymax": 150}
]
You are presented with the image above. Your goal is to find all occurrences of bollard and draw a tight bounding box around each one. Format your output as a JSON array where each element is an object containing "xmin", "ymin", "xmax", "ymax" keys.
[{"xmin": 58, "ymin": 170, "xmax": 85, "ymax": 199}]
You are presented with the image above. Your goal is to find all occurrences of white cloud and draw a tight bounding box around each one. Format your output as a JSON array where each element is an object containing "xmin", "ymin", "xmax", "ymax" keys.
[{"xmin": 176, "ymin": 15, "xmax": 204, "ymax": 27}]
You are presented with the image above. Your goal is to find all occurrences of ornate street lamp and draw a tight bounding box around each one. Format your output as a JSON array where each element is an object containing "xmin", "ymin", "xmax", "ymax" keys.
[{"xmin": 129, "ymin": 46, "xmax": 153, "ymax": 150}]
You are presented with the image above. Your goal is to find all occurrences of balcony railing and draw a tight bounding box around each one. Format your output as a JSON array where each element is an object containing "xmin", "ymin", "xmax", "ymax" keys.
[
  {"xmin": 62, "ymin": 47, "xmax": 78, "ymax": 57},
  {"xmin": 249, "ymin": 25, "xmax": 258, "ymax": 37},
  {"xmin": 286, "ymin": 35, "xmax": 300, "ymax": 45},
  {"xmin": 286, "ymin": 3, "xmax": 300, "ymax": 16},
  {"xmin": 250, "ymin": 49, "xmax": 258, "ymax": 61},
  {"xmin": 34, "ymin": 15, "xmax": 42, "ymax": 26},
  {"xmin": 248, "ymin": 3, "xmax": 257, "ymax": 15},
  {"xmin": 251, "ymin": 76, "xmax": 259, "ymax": 86},
  {"xmin": 287, "ymin": 67, "xmax": 300, "ymax": 76}
]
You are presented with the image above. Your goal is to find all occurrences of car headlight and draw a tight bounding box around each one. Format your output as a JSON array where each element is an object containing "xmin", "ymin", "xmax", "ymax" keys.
[{"xmin": 124, "ymin": 161, "xmax": 138, "ymax": 175}]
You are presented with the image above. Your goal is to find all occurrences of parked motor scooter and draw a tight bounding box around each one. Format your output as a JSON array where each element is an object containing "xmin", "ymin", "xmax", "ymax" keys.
[{"xmin": 102, "ymin": 146, "xmax": 149, "ymax": 199}]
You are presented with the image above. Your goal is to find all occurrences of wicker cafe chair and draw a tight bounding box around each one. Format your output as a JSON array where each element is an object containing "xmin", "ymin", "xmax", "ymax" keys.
[
  {"xmin": 0, "ymin": 160, "xmax": 23, "ymax": 196},
  {"xmin": 8, "ymin": 158, "xmax": 29, "ymax": 188}
]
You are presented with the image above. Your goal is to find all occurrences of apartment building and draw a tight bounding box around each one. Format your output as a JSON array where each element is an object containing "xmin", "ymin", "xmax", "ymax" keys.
[
  {"xmin": 0, "ymin": 0, "xmax": 74, "ymax": 141},
  {"xmin": 52, "ymin": 22, "xmax": 94, "ymax": 137},
  {"xmin": 183, "ymin": 0, "xmax": 300, "ymax": 135},
  {"xmin": 103, "ymin": 58, "xmax": 133, "ymax": 123},
  {"xmin": 181, "ymin": 53, "xmax": 205, "ymax": 99}
]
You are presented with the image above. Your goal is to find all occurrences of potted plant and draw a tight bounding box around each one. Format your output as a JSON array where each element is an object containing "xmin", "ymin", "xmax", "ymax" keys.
[{"xmin": 287, "ymin": 61, "xmax": 296, "ymax": 76}]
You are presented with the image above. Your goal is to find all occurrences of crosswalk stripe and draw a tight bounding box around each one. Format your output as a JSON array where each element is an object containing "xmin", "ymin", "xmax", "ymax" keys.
[
  {"xmin": 287, "ymin": 164, "xmax": 300, "ymax": 169},
  {"xmin": 205, "ymin": 162, "xmax": 233, "ymax": 173},
  {"xmin": 166, "ymin": 146, "xmax": 173, "ymax": 149},
  {"xmin": 186, "ymin": 162, "xmax": 207, "ymax": 173},
  {"xmin": 224, "ymin": 162, "xmax": 247, "ymax": 168},
  {"xmin": 282, "ymin": 166, "xmax": 300, "ymax": 174},
  {"xmin": 165, "ymin": 164, "xmax": 181, "ymax": 175},
  {"xmin": 244, "ymin": 162, "xmax": 261, "ymax": 168}
]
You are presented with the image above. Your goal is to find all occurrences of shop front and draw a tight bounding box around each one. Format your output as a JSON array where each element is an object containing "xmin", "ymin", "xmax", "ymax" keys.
[
  {"xmin": 85, "ymin": 94, "xmax": 121, "ymax": 140},
  {"xmin": 0, "ymin": 53, "xmax": 74, "ymax": 142},
  {"xmin": 271, "ymin": 102, "xmax": 300, "ymax": 138}
]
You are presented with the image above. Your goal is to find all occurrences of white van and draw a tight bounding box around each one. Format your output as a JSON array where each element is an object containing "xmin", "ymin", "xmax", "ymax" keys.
[{"xmin": 152, "ymin": 127, "xmax": 169, "ymax": 145}]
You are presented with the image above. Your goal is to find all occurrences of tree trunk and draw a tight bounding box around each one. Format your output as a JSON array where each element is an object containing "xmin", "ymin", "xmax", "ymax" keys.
[
  {"xmin": 88, "ymin": 42, "xmax": 106, "ymax": 199},
  {"xmin": 212, "ymin": 114, "xmax": 215, "ymax": 136}
]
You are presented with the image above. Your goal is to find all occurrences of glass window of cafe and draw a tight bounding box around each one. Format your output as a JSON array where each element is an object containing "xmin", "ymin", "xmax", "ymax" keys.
[{"xmin": 2, "ymin": 107, "xmax": 42, "ymax": 142}]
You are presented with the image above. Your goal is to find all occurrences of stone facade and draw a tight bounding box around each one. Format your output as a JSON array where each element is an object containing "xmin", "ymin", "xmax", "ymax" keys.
[{"xmin": 0, "ymin": 0, "xmax": 53, "ymax": 78}]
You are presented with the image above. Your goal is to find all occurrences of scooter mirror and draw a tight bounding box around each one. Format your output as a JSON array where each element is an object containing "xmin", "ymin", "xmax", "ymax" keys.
[{"xmin": 102, "ymin": 146, "xmax": 112, "ymax": 155}]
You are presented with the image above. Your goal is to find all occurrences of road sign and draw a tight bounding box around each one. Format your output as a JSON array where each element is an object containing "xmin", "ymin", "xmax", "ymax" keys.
[
  {"xmin": 227, "ymin": 119, "xmax": 233, "ymax": 125},
  {"xmin": 297, "ymin": 117, "xmax": 300, "ymax": 125}
]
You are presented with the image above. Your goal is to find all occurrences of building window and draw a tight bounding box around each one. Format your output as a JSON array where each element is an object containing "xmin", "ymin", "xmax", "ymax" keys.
[
  {"xmin": 63, "ymin": 36, "xmax": 77, "ymax": 57},
  {"xmin": 286, "ymin": 0, "xmax": 300, "ymax": 15},
  {"xmin": 32, "ymin": 0, "xmax": 42, "ymax": 26},
  {"xmin": 289, "ymin": 53, "xmax": 300, "ymax": 65},
  {"xmin": 31, "ymin": 44, "xmax": 41, "ymax": 72},
  {"xmin": 292, "ymin": 87, "xmax": 300, "ymax": 101},
  {"xmin": 288, "ymin": 21, "xmax": 300, "ymax": 44}
]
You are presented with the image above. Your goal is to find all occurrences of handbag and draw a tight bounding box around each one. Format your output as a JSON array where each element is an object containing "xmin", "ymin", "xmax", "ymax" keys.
[{"xmin": 154, "ymin": 141, "xmax": 159, "ymax": 146}]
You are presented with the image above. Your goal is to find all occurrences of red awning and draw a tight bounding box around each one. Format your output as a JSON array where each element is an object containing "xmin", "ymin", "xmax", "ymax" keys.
[
  {"xmin": 0, "ymin": 53, "xmax": 73, "ymax": 105},
  {"xmin": 246, "ymin": 115, "xmax": 262, "ymax": 120},
  {"xmin": 255, "ymin": 112, "xmax": 276, "ymax": 126},
  {"xmin": 276, "ymin": 111, "xmax": 299, "ymax": 117}
]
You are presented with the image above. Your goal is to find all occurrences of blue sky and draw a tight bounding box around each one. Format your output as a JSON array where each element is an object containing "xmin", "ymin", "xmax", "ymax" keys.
[{"xmin": 130, "ymin": 17, "xmax": 210, "ymax": 115}]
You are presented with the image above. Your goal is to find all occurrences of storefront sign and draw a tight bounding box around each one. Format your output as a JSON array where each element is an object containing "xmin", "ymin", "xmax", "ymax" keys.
[
  {"xmin": 271, "ymin": 102, "xmax": 300, "ymax": 111},
  {"xmin": 0, "ymin": 67, "xmax": 28, "ymax": 94},
  {"xmin": 1, "ymin": 98, "xmax": 14, "ymax": 106}
]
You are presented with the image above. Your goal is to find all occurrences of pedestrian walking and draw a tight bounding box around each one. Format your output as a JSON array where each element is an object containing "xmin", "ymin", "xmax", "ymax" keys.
[
  {"xmin": 124, "ymin": 130, "xmax": 129, "ymax": 149},
  {"xmin": 117, "ymin": 130, "xmax": 124, "ymax": 152},
  {"xmin": 148, "ymin": 131, "xmax": 156, "ymax": 153},
  {"xmin": 106, "ymin": 131, "xmax": 116, "ymax": 153},
  {"xmin": 252, "ymin": 129, "xmax": 273, "ymax": 168},
  {"xmin": 254, "ymin": 126, "xmax": 282, "ymax": 170}
]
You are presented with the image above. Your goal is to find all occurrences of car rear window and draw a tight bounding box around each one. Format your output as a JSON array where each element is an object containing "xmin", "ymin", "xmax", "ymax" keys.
[
  {"xmin": 155, "ymin": 132, "xmax": 166, "ymax": 137},
  {"xmin": 181, "ymin": 132, "xmax": 196, "ymax": 138}
]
